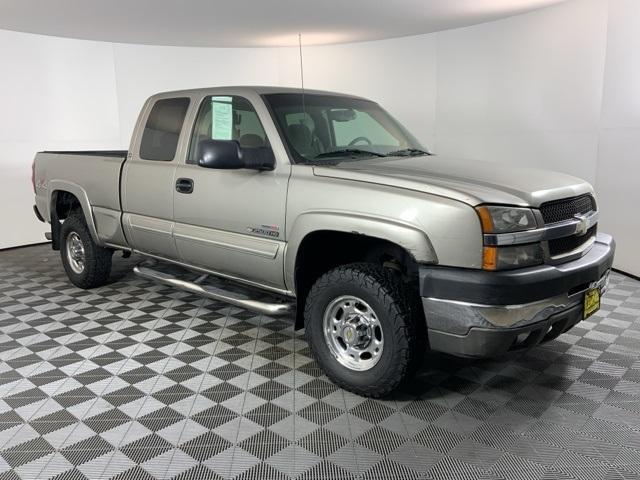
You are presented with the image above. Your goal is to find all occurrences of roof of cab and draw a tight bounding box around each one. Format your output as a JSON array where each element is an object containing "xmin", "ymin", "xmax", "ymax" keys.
[{"xmin": 148, "ymin": 85, "xmax": 371, "ymax": 102}]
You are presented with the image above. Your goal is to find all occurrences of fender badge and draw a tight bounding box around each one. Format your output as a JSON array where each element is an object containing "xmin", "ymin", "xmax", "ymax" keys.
[{"xmin": 247, "ymin": 224, "xmax": 280, "ymax": 238}]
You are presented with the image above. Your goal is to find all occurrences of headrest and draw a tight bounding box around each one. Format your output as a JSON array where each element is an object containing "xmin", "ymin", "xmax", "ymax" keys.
[
  {"xmin": 239, "ymin": 133, "xmax": 265, "ymax": 148},
  {"xmin": 288, "ymin": 123, "xmax": 312, "ymax": 144}
]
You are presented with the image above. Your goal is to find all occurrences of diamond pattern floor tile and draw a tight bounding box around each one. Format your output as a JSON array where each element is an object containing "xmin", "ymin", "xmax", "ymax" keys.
[{"xmin": 0, "ymin": 245, "xmax": 639, "ymax": 479}]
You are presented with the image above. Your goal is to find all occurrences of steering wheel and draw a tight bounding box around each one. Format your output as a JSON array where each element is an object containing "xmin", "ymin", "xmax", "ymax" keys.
[{"xmin": 348, "ymin": 136, "xmax": 372, "ymax": 146}]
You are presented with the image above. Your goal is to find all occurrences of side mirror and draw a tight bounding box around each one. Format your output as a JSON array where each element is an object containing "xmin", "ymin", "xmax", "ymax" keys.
[{"xmin": 197, "ymin": 139, "xmax": 275, "ymax": 171}]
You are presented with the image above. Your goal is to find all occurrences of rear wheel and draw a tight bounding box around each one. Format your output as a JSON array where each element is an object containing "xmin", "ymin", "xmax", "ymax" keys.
[
  {"xmin": 60, "ymin": 212, "xmax": 112, "ymax": 288},
  {"xmin": 304, "ymin": 263, "xmax": 421, "ymax": 397}
]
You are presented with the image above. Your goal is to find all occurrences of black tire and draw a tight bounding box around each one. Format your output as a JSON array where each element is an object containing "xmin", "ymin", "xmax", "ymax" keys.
[
  {"xmin": 304, "ymin": 263, "xmax": 421, "ymax": 397},
  {"xmin": 60, "ymin": 212, "xmax": 112, "ymax": 289}
]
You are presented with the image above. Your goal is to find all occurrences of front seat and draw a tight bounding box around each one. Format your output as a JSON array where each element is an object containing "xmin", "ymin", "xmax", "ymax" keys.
[
  {"xmin": 238, "ymin": 133, "xmax": 265, "ymax": 148},
  {"xmin": 287, "ymin": 123, "xmax": 322, "ymax": 158}
]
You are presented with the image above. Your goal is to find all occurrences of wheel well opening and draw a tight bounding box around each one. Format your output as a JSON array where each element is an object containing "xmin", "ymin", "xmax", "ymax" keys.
[
  {"xmin": 53, "ymin": 191, "xmax": 81, "ymax": 220},
  {"xmin": 50, "ymin": 191, "xmax": 82, "ymax": 250},
  {"xmin": 293, "ymin": 231, "xmax": 419, "ymax": 329}
]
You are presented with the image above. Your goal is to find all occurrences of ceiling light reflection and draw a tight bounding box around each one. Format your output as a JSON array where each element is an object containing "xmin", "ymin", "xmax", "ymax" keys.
[{"xmin": 257, "ymin": 32, "xmax": 359, "ymax": 47}]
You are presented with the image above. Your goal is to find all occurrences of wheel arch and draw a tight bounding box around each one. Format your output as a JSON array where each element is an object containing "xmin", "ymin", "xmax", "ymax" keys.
[
  {"xmin": 48, "ymin": 180, "xmax": 100, "ymax": 249},
  {"xmin": 286, "ymin": 212, "xmax": 437, "ymax": 328}
]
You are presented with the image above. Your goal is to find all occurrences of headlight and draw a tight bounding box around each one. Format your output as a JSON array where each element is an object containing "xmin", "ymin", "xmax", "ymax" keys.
[
  {"xmin": 476, "ymin": 205, "xmax": 542, "ymax": 270},
  {"xmin": 476, "ymin": 206, "xmax": 536, "ymax": 233},
  {"xmin": 482, "ymin": 244, "xmax": 543, "ymax": 271}
]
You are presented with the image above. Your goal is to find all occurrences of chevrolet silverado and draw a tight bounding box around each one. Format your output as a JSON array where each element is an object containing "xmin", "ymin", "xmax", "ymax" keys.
[{"xmin": 32, "ymin": 86, "xmax": 615, "ymax": 397}]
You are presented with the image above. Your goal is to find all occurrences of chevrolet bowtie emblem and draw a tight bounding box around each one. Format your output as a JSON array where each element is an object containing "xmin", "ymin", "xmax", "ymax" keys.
[{"xmin": 574, "ymin": 213, "xmax": 589, "ymax": 236}]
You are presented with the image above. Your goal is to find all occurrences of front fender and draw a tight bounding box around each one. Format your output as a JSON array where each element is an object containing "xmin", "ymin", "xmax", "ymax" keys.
[{"xmin": 284, "ymin": 210, "xmax": 437, "ymax": 292}]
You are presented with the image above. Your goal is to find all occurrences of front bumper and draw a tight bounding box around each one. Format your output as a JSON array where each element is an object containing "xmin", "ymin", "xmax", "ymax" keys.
[{"xmin": 420, "ymin": 233, "xmax": 615, "ymax": 358}]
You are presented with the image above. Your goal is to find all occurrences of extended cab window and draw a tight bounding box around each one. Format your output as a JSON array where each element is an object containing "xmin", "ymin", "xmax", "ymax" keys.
[
  {"xmin": 139, "ymin": 97, "xmax": 190, "ymax": 161},
  {"xmin": 188, "ymin": 96, "xmax": 268, "ymax": 164}
]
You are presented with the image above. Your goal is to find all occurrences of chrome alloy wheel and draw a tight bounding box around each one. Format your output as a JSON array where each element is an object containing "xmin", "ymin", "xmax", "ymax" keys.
[
  {"xmin": 322, "ymin": 296, "xmax": 384, "ymax": 371},
  {"xmin": 66, "ymin": 232, "xmax": 86, "ymax": 274}
]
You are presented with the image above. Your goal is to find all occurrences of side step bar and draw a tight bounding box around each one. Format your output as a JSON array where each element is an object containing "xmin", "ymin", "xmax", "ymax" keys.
[{"xmin": 133, "ymin": 265, "xmax": 295, "ymax": 317}]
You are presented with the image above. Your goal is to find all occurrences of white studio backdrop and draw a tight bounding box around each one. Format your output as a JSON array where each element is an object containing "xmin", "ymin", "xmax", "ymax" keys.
[{"xmin": 0, "ymin": 0, "xmax": 638, "ymax": 276}]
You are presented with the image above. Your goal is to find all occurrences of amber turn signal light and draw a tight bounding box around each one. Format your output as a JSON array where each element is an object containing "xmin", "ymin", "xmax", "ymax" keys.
[
  {"xmin": 482, "ymin": 246, "xmax": 498, "ymax": 271},
  {"xmin": 475, "ymin": 206, "xmax": 494, "ymax": 233}
]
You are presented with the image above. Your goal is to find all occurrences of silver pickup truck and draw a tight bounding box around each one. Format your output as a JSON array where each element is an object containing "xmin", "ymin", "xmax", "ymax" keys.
[{"xmin": 33, "ymin": 86, "xmax": 615, "ymax": 397}]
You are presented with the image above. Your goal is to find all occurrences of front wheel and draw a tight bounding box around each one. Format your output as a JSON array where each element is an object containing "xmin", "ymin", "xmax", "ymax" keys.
[
  {"xmin": 60, "ymin": 212, "xmax": 113, "ymax": 289},
  {"xmin": 304, "ymin": 263, "xmax": 421, "ymax": 397}
]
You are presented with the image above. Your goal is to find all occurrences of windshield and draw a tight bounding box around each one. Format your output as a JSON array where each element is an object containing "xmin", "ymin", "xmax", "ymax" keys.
[{"xmin": 264, "ymin": 93, "xmax": 427, "ymax": 164}]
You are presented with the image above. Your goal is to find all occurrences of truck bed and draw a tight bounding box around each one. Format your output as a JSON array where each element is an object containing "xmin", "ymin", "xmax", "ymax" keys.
[{"xmin": 34, "ymin": 150, "xmax": 129, "ymax": 247}]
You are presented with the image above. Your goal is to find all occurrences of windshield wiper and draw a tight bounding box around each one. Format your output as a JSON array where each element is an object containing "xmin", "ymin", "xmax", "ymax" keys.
[
  {"xmin": 314, "ymin": 149, "xmax": 387, "ymax": 159},
  {"xmin": 386, "ymin": 148, "xmax": 431, "ymax": 157}
]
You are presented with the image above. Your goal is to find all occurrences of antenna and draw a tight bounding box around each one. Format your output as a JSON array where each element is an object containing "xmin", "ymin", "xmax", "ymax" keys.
[{"xmin": 298, "ymin": 33, "xmax": 307, "ymax": 127}]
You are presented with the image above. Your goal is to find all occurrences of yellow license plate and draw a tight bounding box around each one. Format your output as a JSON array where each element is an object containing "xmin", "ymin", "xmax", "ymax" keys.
[{"xmin": 583, "ymin": 288, "xmax": 601, "ymax": 319}]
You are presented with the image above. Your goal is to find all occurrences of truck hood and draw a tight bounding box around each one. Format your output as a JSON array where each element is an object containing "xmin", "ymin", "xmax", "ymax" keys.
[{"xmin": 312, "ymin": 155, "xmax": 592, "ymax": 207}]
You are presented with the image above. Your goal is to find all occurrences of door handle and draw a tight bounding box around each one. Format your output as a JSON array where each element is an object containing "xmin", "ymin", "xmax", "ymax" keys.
[{"xmin": 176, "ymin": 178, "xmax": 194, "ymax": 194}]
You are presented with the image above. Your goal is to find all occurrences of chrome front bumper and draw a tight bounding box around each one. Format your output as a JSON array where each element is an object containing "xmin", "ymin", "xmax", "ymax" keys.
[
  {"xmin": 419, "ymin": 233, "xmax": 615, "ymax": 358},
  {"xmin": 423, "ymin": 269, "xmax": 610, "ymax": 331}
]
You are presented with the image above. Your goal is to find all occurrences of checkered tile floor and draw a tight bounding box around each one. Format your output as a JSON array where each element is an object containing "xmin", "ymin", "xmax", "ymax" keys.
[{"xmin": 1, "ymin": 244, "xmax": 639, "ymax": 480}]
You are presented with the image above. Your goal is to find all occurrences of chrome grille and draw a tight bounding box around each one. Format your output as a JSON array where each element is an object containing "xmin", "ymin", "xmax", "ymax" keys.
[
  {"xmin": 540, "ymin": 194, "xmax": 597, "ymax": 258},
  {"xmin": 548, "ymin": 225, "xmax": 597, "ymax": 256},
  {"xmin": 540, "ymin": 194, "xmax": 596, "ymax": 224}
]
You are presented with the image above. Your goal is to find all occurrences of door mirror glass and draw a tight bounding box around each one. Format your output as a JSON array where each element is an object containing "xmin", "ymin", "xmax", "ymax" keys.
[
  {"xmin": 197, "ymin": 139, "xmax": 243, "ymax": 169},
  {"xmin": 198, "ymin": 139, "xmax": 275, "ymax": 171}
]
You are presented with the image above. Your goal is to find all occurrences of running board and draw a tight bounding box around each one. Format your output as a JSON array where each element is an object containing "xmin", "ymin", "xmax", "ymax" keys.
[{"xmin": 133, "ymin": 265, "xmax": 295, "ymax": 317}]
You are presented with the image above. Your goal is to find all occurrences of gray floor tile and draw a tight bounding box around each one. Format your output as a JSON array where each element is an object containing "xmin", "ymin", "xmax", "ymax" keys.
[{"xmin": 0, "ymin": 246, "xmax": 639, "ymax": 479}]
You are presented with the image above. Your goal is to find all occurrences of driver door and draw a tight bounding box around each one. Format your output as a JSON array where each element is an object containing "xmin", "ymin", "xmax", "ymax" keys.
[{"xmin": 172, "ymin": 94, "xmax": 290, "ymax": 291}]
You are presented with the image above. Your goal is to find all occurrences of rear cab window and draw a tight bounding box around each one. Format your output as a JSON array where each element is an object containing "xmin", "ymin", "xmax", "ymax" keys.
[{"xmin": 139, "ymin": 97, "xmax": 190, "ymax": 161}]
